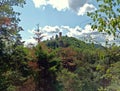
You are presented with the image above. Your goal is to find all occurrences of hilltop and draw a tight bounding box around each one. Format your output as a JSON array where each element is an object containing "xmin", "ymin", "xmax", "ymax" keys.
[{"xmin": 44, "ymin": 35, "xmax": 103, "ymax": 49}]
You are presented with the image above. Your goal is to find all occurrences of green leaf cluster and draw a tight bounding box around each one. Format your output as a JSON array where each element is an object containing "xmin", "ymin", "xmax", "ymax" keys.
[{"xmin": 88, "ymin": 0, "xmax": 120, "ymax": 36}]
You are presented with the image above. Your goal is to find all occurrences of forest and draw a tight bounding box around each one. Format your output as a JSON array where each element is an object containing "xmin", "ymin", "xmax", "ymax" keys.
[{"xmin": 0, "ymin": 0, "xmax": 120, "ymax": 91}]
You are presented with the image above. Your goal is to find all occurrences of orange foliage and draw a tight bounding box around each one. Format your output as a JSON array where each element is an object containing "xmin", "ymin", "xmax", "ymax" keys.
[
  {"xmin": 57, "ymin": 47, "xmax": 77, "ymax": 71},
  {"xmin": 27, "ymin": 48, "xmax": 37, "ymax": 61},
  {"xmin": 17, "ymin": 77, "xmax": 35, "ymax": 91},
  {"xmin": 0, "ymin": 17, "xmax": 11, "ymax": 26},
  {"xmin": 58, "ymin": 47, "xmax": 77, "ymax": 60},
  {"xmin": 28, "ymin": 61, "xmax": 38, "ymax": 70}
]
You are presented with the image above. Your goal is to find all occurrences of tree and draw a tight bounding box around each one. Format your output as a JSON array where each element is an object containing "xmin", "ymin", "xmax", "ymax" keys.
[
  {"xmin": 34, "ymin": 44, "xmax": 60, "ymax": 91},
  {"xmin": 0, "ymin": 0, "xmax": 25, "ymax": 39},
  {"xmin": 0, "ymin": 0, "xmax": 25, "ymax": 54},
  {"xmin": 87, "ymin": 0, "xmax": 120, "ymax": 36},
  {"xmin": 57, "ymin": 69, "xmax": 82, "ymax": 91},
  {"xmin": 33, "ymin": 24, "xmax": 44, "ymax": 43},
  {"xmin": 0, "ymin": 0, "xmax": 30, "ymax": 91}
]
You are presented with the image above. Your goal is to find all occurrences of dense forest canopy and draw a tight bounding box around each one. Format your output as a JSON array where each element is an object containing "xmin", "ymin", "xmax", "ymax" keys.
[{"xmin": 0, "ymin": 0, "xmax": 120, "ymax": 91}]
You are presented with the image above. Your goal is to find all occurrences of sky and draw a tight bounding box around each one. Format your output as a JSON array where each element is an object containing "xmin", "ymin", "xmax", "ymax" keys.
[{"xmin": 15, "ymin": 0, "xmax": 120, "ymax": 46}]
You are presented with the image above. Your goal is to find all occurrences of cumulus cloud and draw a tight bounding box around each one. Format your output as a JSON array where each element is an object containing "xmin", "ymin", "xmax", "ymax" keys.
[
  {"xmin": 68, "ymin": 0, "xmax": 87, "ymax": 12},
  {"xmin": 66, "ymin": 26, "xmax": 82, "ymax": 37},
  {"xmin": 48, "ymin": 0, "xmax": 69, "ymax": 11},
  {"xmin": 81, "ymin": 24, "xmax": 93, "ymax": 34},
  {"xmin": 25, "ymin": 25, "xmax": 120, "ymax": 46},
  {"xmin": 32, "ymin": 0, "xmax": 68, "ymax": 11},
  {"xmin": 32, "ymin": 0, "xmax": 47, "ymax": 8},
  {"xmin": 32, "ymin": 0, "xmax": 96, "ymax": 15},
  {"xmin": 23, "ymin": 37, "xmax": 37, "ymax": 46},
  {"xmin": 78, "ymin": 3, "xmax": 96, "ymax": 15},
  {"xmin": 42, "ymin": 26, "xmax": 60, "ymax": 33}
]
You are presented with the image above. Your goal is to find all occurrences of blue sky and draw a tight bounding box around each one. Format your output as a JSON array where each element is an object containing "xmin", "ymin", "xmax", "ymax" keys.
[{"xmin": 15, "ymin": 0, "xmax": 120, "ymax": 46}]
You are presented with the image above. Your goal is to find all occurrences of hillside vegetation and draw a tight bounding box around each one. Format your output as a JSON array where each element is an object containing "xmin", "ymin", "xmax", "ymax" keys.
[
  {"xmin": 45, "ymin": 36, "xmax": 104, "ymax": 49},
  {"xmin": 21, "ymin": 36, "xmax": 120, "ymax": 91},
  {"xmin": 0, "ymin": 0, "xmax": 120, "ymax": 91}
]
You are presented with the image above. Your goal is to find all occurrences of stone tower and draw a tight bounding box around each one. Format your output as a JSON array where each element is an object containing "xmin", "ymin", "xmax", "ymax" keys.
[{"xmin": 59, "ymin": 32, "xmax": 62, "ymax": 38}]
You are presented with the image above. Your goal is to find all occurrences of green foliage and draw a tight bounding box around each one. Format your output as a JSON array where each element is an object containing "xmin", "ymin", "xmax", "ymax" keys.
[
  {"xmin": 106, "ymin": 61, "xmax": 120, "ymax": 91},
  {"xmin": 45, "ymin": 36, "xmax": 103, "ymax": 49},
  {"xmin": 10, "ymin": 46, "xmax": 32, "ymax": 77},
  {"xmin": 0, "ymin": 0, "xmax": 34, "ymax": 91},
  {"xmin": 44, "ymin": 36, "xmax": 120, "ymax": 91},
  {"xmin": 34, "ymin": 44, "xmax": 61, "ymax": 91},
  {"xmin": 6, "ymin": 85, "xmax": 16, "ymax": 91},
  {"xmin": 0, "ymin": 45, "xmax": 32, "ymax": 91},
  {"xmin": 0, "ymin": 32, "xmax": 119, "ymax": 91},
  {"xmin": 87, "ymin": 0, "xmax": 120, "ymax": 36},
  {"xmin": 1, "ymin": 1, "xmax": 120, "ymax": 90},
  {"xmin": 57, "ymin": 69, "xmax": 81, "ymax": 91}
]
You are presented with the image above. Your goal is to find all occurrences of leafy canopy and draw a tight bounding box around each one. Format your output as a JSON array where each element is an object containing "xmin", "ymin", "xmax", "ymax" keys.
[{"xmin": 87, "ymin": 0, "xmax": 120, "ymax": 36}]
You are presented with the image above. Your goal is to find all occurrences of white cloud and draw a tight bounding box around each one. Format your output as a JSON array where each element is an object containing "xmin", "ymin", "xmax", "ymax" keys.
[
  {"xmin": 42, "ymin": 26, "xmax": 60, "ymax": 33},
  {"xmin": 81, "ymin": 24, "xmax": 93, "ymax": 33},
  {"xmin": 32, "ymin": 0, "xmax": 47, "ymax": 8},
  {"xmin": 25, "ymin": 25, "xmax": 120, "ymax": 46},
  {"xmin": 48, "ymin": 0, "xmax": 69, "ymax": 11},
  {"xmin": 78, "ymin": 3, "xmax": 96, "ymax": 15},
  {"xmin": 23, "ymin": 37, "xmax": 37, "ymax": 46},
  {"xmin": 61, "ymin": 26, "xmax": 70, "ymax": 32},
  {"xmin": 106, "ymin": 34, "xmax": 114, "ymax": 41},
  {"xmin": 28, "ymin": 29, "xmax": 35, "ymax": 34},
  {"xmin": 74, "ymin": 26, "xmax": 82, "ymax": 32},
  {"xmin": 32, "ymin": 0, "xmax": 69, "ymax": 11},
  {"xmin": 68, "ymin": 0, "xmax": 88, "ymax": 12},
  {"xmin": 66, "ymin": 26, "xmax": 82, "ymax": 37},
  {"xmin": 32, "ymin": 0, "xmax": 96, "ymax": 15}
]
